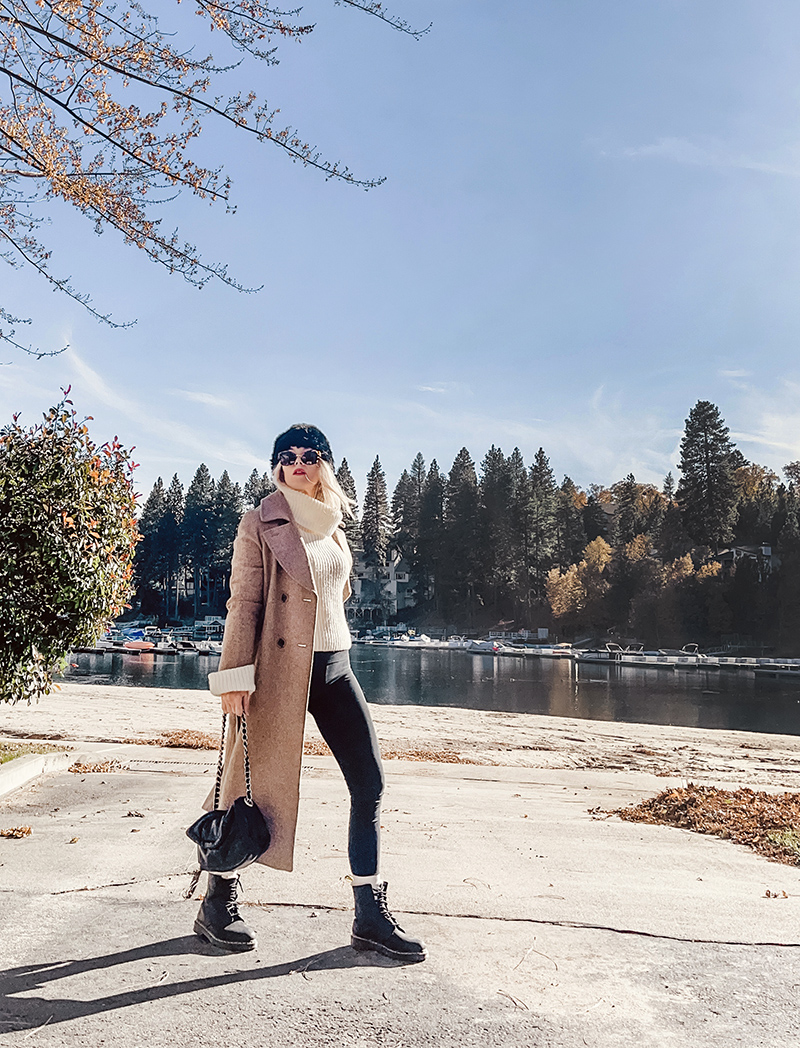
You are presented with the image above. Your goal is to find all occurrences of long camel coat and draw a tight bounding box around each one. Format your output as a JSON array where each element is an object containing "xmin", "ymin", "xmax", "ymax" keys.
[{"xmin": 202, "ymin": 489, "xmax": 352, "ymax": 871}]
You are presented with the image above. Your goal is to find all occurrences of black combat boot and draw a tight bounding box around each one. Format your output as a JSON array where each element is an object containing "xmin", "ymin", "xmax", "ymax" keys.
[
  {"xmin": 351, "ymin": 881, "xmax": 426, "ymax": 961},
  {"xmin": 194, "ymin": 874, "xmax": 257, "ymax": 952}
]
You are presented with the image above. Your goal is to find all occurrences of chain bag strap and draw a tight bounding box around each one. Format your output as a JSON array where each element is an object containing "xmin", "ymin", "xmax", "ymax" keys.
[
  {"xmin": 212, "ymin": 712, "xmax": 255, "ymax": 810},
  {"xmin": 188, "ymin": 707, "xmax": 270, "ymax": 871}
]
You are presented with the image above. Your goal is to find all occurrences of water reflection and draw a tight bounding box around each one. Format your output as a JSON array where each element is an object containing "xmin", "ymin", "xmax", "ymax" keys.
[{"xmin": 59, "ymin": 647, "xmax": 800, "ymax": 736}]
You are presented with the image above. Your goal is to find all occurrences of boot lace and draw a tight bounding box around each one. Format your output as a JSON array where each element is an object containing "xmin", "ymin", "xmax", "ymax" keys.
[
  {"xmin": 375, "ymin": 883, "xmax": 400, "ymax": 929},
  {"xmin": 220, "ymin": 877, "xmax": 242, "ymax": 920}
]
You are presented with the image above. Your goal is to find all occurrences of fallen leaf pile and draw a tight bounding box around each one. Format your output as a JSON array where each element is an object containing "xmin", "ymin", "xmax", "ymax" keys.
[
  {"xmin": 613, "ymin": 784, "xmax": 800, "ymax": 867},
  {"xmin": 302, "ymin": 738, "xmax": 482, "ymax": 764},
  {"xmin": 115, "ymin": 731, "xmax": 489, "ymax": 764},
  {"xmin": 154, "ymin": 730, "xmax": 218, "ymax": 749},
  {"xmin": 68, "ymin": 759, "xmax": 126, "ymax": 774},
  {"xmin": 381, "ymin": 746, "xmax": 478, "ymax": 764},
  {"xmin": 122, "ymin": 730, "xmax": 218, "ymax": 749},
  {"xmin": 1, "ymin": 826, "xmax": 32, "ymax": 838}
]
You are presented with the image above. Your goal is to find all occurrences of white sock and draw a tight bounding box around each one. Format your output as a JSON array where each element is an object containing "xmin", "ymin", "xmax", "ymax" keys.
[
  {"xmin": 350, "ymin": 873, "xmax": 381, "ymax": 887},
  {"xmin": 209, "ymin": 870, "xmax": 238, "ymax": 880}
]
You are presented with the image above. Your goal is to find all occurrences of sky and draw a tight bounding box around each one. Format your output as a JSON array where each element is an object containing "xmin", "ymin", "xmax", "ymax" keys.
[{"xmin": 3, "ymin": 0, "xmax": 800, "ymax": 505}]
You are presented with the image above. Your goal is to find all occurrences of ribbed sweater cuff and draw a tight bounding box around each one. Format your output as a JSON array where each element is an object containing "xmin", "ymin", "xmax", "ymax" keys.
[{"xmin": 207, "ymin": 664, "xmax": 256, "ymax": 696}]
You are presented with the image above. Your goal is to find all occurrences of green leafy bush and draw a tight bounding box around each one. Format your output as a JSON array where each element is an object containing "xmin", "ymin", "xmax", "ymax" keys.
[{"xmin": 0, "ymin": 393, "xmax": 139, "ymax": 703}]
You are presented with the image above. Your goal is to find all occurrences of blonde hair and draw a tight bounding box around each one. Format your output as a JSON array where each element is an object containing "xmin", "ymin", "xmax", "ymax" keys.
[{"xmin": 273, "ymin": 458, "xmax": 356, "ymax": 518}]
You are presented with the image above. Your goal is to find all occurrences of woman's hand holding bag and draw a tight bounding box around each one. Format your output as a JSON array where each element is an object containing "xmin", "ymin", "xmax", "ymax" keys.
[{"xmin": 221, "ymin": 690, "xmax": 251, "ymax": 716}]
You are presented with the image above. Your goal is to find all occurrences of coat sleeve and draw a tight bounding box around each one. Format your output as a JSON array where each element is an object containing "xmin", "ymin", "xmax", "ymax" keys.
[{"xmin": 208, "ymin": 511, "xmax": 265, "ymax": 695}]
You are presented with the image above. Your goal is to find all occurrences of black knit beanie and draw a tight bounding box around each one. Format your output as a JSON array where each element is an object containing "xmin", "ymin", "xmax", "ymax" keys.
[{"xmin": 271, "ymin": 423, "xmax": 334, "ymax": 468}]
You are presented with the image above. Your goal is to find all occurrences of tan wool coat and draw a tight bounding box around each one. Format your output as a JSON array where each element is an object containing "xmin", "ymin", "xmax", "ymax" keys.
[{"xmin": 202, "ymin": 489, "xmax": 352, "ymax": 871}]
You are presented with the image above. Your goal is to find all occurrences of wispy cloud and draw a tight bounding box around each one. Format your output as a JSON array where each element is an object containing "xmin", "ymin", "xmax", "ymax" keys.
[
  {"xmin": 719, "ymin": 369, "xmax": 751, "ymax": 379},
  {"xmin": 727, "ymin": 378, "xmax": 800, "ymax": 465},
  {"xmin": 169, "ymin": 389, "xmax": 232, "ymax": 408},
  {"xmin": 415, "ymin": 382, "xmax": 472, "ymax": 396},
  {"xmin": 379, "ymin": 383, "xmax": 679, "ymax": 487},
  {"xmin": 615, "ymin": 137, "xmax": 800, "ymax": 178},
  {"xmin": 67, "ymin": 349, "xmax": 269, "ymax": 477}
]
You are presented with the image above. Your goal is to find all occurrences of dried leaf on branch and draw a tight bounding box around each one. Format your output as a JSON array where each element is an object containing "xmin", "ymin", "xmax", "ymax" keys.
[{"xmin": 0, "ymin": 0, "xmax": 428, "ymax": 352}]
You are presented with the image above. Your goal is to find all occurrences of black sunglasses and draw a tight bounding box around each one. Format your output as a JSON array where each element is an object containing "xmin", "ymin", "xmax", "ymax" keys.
[{"xmin": 277, "ymin": 449, "xmax": 321, "ymax": 467}]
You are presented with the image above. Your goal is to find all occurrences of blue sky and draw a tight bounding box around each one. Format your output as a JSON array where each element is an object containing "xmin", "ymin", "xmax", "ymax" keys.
[{"xmin": 3, "ymin": 0, "xmax": 800, "ymax": 504}]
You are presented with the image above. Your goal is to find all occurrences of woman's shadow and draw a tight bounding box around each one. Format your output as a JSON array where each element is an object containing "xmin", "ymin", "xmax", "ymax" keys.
[{"xmin": 0, "ymin": 935, "xmax": 410, "ymax": 1033}]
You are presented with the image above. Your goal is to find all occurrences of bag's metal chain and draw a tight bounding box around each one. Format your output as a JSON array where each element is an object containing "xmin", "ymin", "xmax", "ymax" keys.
[
  {"xmin": 213, "ymin": 711, "xmax": 254, "ymax": 809},
  {"xmin": 212, "ymin": 712, "xmax": 227, "ymax": 811},
  {"xmin": 241, "ymin": 713, "xmax": 254, "ymax": 806}
]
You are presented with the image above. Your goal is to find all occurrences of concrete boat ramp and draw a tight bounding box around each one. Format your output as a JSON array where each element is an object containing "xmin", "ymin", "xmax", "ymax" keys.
[{"xmin": 1, "ymin": 684, "xmax": 799, "ymax": 1048}]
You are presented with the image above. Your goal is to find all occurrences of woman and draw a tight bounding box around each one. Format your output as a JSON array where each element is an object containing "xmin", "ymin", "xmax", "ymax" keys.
[{"xmin": 194, "ymin": 423, "xmax": 426, "ymax": 961}]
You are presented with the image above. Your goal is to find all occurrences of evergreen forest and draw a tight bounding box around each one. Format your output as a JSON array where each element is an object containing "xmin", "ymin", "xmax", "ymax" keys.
[{"xmin": 133, "ymin": 401, "xmax": 800, "ymax": 653}]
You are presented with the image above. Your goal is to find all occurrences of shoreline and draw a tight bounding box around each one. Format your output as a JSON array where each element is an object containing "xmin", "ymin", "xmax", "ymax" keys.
[{"xmin": 1, "ymin": 682, "xmax": 800, "ymax": 790}]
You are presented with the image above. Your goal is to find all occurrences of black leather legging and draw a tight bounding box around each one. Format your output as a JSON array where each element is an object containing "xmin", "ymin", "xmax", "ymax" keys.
[{"xmin": 307, "ymin": 650, "xmax": 385, "ymax": 877}]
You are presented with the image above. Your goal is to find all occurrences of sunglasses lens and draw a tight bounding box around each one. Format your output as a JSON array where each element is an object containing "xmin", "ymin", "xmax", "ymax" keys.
[{"xmin": 278, "ymin": 450, "xmax": 319, "ymax": 466}]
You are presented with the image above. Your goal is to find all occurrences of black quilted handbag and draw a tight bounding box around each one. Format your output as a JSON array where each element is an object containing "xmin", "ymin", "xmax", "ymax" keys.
[{"xmin": 186, "ymin": 712, "xmax": 270, "ymax": 872}]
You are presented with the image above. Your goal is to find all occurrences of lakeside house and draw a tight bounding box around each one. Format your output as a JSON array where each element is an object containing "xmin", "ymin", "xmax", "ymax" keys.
[
  {"xmin": 347, "ymin": 548, "xmax": 417, "ymax": 626},
  {"xmin": 716, "ymin": 543, "xmax": 779, "ymax": 583}
]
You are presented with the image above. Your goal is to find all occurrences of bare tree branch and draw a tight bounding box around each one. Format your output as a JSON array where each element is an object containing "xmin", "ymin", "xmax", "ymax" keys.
[{"xmin": 0, "ymin": 0, "xmax": 424, "ymax": 354}]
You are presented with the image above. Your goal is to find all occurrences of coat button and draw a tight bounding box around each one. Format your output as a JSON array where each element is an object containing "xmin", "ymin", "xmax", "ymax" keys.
[
  {"xmin": 281, "ymin": 593, "xmax": 288, "ymax": 602},
  {"xmin": 277, "ymin": 638, "xmax": 285, "ymax": 648}
]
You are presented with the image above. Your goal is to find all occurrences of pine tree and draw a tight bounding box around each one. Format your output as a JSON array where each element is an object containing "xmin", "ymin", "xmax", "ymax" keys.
[
  {"xmin": 135, "ymin": 477, "xmax": 167, "ymax": 611},
  {"xmin": 183, "ymin": 464, "xmax": 216, "ymax": 618},
  {"xmin": 211, "ymin": 471, "xmax": 243, "ymax": 610},
  {"xmin": 410, "ymin": 453, "xmax": 427, "ymax": 500},
  {"xmin": 656, "ymin": 499, "xmax": 692, "ymax": 563},
  {"xmin": 391, "ymin": 470, "xmax": 415, "ymax": 557},
  {"xmin": 554, "ymin": 476, "xmax": 587, "ymax": 569},
  {"xmin": 663, "ymin": 472, "xmax": 676, "ymax": 499},
  {"xmin": 441, "ymin": 448, "xmax": 481, "ymax": 622},
  {"xmin": 404, "ymin": 453, "xmax": 427, "ymax": 593},
  {"xmin": 243, "ymin": 468, "xmax": 274, "ymax": 508},
  {"xmin": 507, "ymin": 448, "xmax": 531, "ymax": 616},
  {"xmin": 336, "ymin": 458, "xmax": 360, "ymax": 549},
  {"xmin": 583, "ymin": 486, "xmax": 610, "ymax": 543},
  {"xmin": 677, "ymin": 400, "xmax": 739, "ymax": 552},
  {"xmin": 612, "ymin": 473, "xmax": 640, "ymax": 545},
  {"xmin": 160, "ymin": 474, "xmax": 185, "ymax": 620},
  {"xmin": 479, "ymin": 446, "xmax": 513, "ymax": 619},
  {"xmin": 391, "ymin": 452, "xmax": 427, "ymax": 588},
  {"xmin": 362, "ymin": 457, "xmax": 391, "ymax": 569},
  {"xmin": 417, "ymin": 459, "xmax": 445, "ymax": 609},
  {"xmin": 527, "ymin": 448, "xmax": 558, "ymax": 606}
]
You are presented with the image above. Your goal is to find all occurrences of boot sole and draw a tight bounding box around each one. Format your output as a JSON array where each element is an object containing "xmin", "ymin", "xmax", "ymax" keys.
[
  {"xmin": 194, "ymin": 919, "xmax": 257, "ymax": 952},
  {"xmin": 351, "ymin": 933, "xmax": 426, "ymax": 962}
]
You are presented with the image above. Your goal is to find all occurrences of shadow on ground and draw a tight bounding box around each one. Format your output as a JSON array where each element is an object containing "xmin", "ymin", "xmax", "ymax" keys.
[{"xmin": 0, "ymin": 935, "xmax": 409, "ymax": 1032}]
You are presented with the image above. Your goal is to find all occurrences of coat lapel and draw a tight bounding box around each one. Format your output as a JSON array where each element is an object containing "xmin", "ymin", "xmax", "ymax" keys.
[{"xmin": 259, "ymin": 491, "xmax": 314, "ymax": 592}]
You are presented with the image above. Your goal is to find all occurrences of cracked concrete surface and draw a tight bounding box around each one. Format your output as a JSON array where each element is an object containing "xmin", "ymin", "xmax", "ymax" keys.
[{"xmin": 2, "ymin": 733, "xmax": 800, "ymax": 1048}]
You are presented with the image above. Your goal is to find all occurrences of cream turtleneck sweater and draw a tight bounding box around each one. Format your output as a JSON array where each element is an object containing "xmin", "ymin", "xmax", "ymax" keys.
[{"xmin": 278, "ymin": 483, "xmax": 353, "ymax": 653}]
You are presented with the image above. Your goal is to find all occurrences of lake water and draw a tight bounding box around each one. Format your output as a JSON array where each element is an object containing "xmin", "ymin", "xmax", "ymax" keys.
[{"xmin": 59, "ymin": 646, "xmax": 800, "ymax": 736}]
